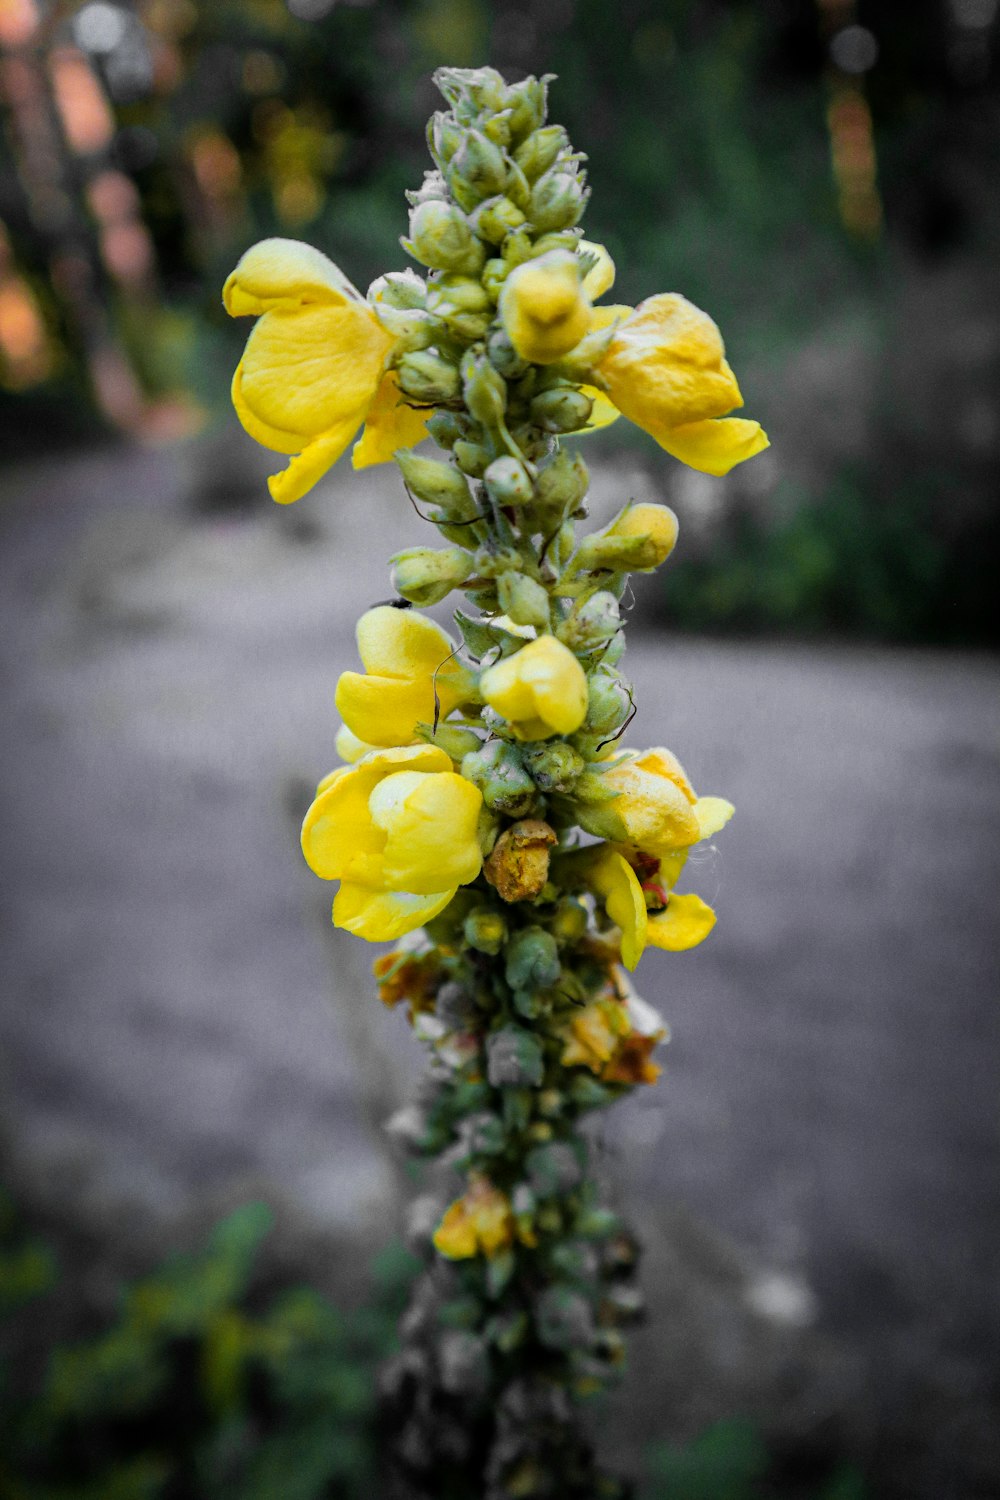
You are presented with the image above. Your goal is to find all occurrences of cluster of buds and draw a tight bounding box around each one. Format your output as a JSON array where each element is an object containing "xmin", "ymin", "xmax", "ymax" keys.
[{"xmin": 224, "ymin": 64, "xmax": 767, "ymax": 1500}]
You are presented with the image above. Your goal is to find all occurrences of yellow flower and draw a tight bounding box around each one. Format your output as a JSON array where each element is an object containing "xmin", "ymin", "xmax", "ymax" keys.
[
  {"xmin": 559, "ymin": 996, "xmax": 630, "ymax": 1071},
  {"xmin": 580, "ymin": 747, "xmax": 703, "ymax": 855},
  {"xmin": 300, "ymin": 744, "xmax": 484, "ymax": 941},
  {"xmin": 593, "ymin": 294, "xmax": 769, "ymax": 476},
  {"xmin": 223, "ymin": 238, "xmax": 430, "ymax": 504},
  {"xmin": 433, "ymin": 1176, "xmax": 514, "ymax": 1260},
  {"xmin": 479, "ymin": 634, "xmax": 588, "ymax": 741},
  {"xmin": 335, "ymin": 605, "xmax": 476, "ymax": 749},
  {"xmin": 499, "ymin": 248, "xmax": 593, "ymax": 365}
]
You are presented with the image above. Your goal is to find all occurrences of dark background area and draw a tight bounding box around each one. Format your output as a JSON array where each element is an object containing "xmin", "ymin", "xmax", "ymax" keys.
[{"xmin": 1, "ymin": 3, "xmax": 998, "ymax": 1498}]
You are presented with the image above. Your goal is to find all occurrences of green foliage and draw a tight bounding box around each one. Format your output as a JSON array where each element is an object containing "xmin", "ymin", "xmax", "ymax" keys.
[
  {"xmin": 644, "ymin": 1418, "xmax": 869, "ymax": 1500},
  {"xmin": 0, "ymin": 1190, "xmax": 418, "ymax": 1500}
]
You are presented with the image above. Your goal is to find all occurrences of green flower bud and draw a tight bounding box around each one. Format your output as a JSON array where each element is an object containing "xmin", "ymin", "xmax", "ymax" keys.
[
  {"xmin": 505, "ymin": 75, "xmax": 550, "ymax": 141},
  {"xmin": 461, "ymin": 738, "xmax": 536, "ymax": 817},
  {"xmin": 534, "ymin": 448, "xmax": 589, "ymax": 522},
  {"xmin": 487, "ymin": 1024, "xmax": 544, "ymax": 1088},
  {"xmin": 470, "ymin": 194, "xmax": 527, "ymax": 245},
  {"xmin": 426, "ymin": 272, "xmax": 493, "ymax": 339},
  {"xmin": 404, "ymin": 199, "xmax": 485, "ymax": 275},
  {"xmin": 535, "ymin": 1286, "xmax": 594, "ymax": 1351},
  {"xmin": 368, "ymin": 269, "xmax": 427, "ymax": 309},
  {"xmin": 530, "ymin": 386, "xmax": 594, "ymax": 433},
  {"xmin": 464, "ymin": 906, "xmax": 508, "ymax": 956},
  {"xmin": 436, "ymin": 64, "xmax": 508, "ymax": 119},
  {"xmin": 371, "ymin": 303, "xmax": 439, "ymax": 352},
  {"xmin": 461, "ymin": 349, "xmax": 507, "ymax": 427},
  {"xmin": 448, "ymin": 129, "xmax": 507, "ymax": 202},
  {"xmin": 416, "ymin": 722, "xmax": 482, "ymax": 761},
  {"xmin": 484, "ymin": 455, "xmax": 533, "ymax": 507},
  {"xmin": 501, "ymin": 228, "xmax": 534, "ymax": 268},
  {"xmin": 395, "ymin": 450, "xmax": 474, "ymax": 514},
  {"xmin": 427, "ymin": 110, "xmax": 463, "ymax": 169},
  {"xmin": 473, "ymin": 543, "xmax": 521, "ymax": 579},
  {"xmin": 396, "ymin": 349, "xmax": 461, "ymax": 403},
  {"xmin": 523, "ymin": 740, "xmax": 585, "ymax": 793},
  {"xmin": 406, "ymin": 169, "xmax": 449, "ymax": 205},
  {"xmin": 452, "ymin": 439, "xmax": 490, "ymax": 477},
  {"xmin": 583, "ymin": 672, "xmax": 631, "ymax": 735},
  {"xmin": 513, "ymin": 124, "xmax": 569, "ymax": 181},
  {"xmin": 505, "ymin": 926, "xmax": 561, "ymax": 993},
  {"xmin": 424, "ymin": 410, "xmax": 466, "ymax": 449},
  {"xmin": 391, "ymin": 545, "xmax": 473, "ymax": 605},
  {"xmin": 496, "ymin": 571, "xmax": 550, "ymax": 629},
  {"xmin": 486, "ymin": 1309, "xmax": 530, "ymax": 1352},
  {"xmin": 536, "ymin": 1203, "xmax": 563, "ymax": 1234},
  {"xmin": 558, "ymin": 591, "xmax": 622, "ymax": 651},
  {"xmin": 486, "ymin": 327, "xmax": 528, "ymax": 379},
  {"xmin": 549, "ymin": 896, "xmax": 588, "ymax": 944},
  {"xmin": 529, "ymin": 168, "xmax": 588, "ymax": 232},
  {"xmin": 525, "ymin": 1141, "xmax": 583, "ymax": 1199},
  {"xmin": 482, "ymin": 257, "xmax": 509, "ymax": 301}
]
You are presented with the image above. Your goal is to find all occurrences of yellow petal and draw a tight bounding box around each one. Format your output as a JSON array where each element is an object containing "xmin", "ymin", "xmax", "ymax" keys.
[
  {"xmin": 646, "ymin": 892, "xmax": 717, "ymax": 952},
  {"xmin": 335, "ymin": 671, "xmax": 435, "ymax": 748},
  {"xmin": 302, "ymin": 744, "xmax": 451, "ymax": 878},
  {"xmin": 370, "ymin": 769, "xmax": 483, "ymax": 893},
  {"xmin": 316, "ymin": 764, "xmax": 350, "ymax": 796},
  {"xmin": 479, "ymin": 635, "xmax": 588, "ymax": 740},
  {"xmin": 499, "ymin": 250, "xmax": 593, "ymax": 364},
  {"xmin": 333, "ymin": 882, "xmax": 456, "ymax": 942},
  {"xmin": 238, "ymin": 302, "xmax": 390, "ymax": 441},
  {"xmin": 334, "ymin": 724, "xmax": 377, "ymax": 763},
  {"xmin": 588, "ymin": 850, "xmax": 648, "ymax": 971},
  {"xmin": 231, "ymin": 362, "xmax": 303, "ymax": 455},
  {"xmin": 599, "ymin": 293, "xmax": 743, "ymax": 430},
  {"xmin": 433, "ymin": 1200, "xmax": 479, "ymax": 1259},
  {"xmin": 223, "ymin": 237, "xmax": 362, "ymax": 317},
  {"xmin": 356, "ymin": 605, "xmax": 458, "ymax": 681},
  {"xmin": 656, "ymin": 417, "xmax": 770, "ymax": 477},
  {"xmin": 695, "ymin": 796, "xmax": 735, "ymax": 840},
  {"xmin": 353, "ymin": 371, "xmax": 432, "ymax": 469},
  {"xmin": 579, "ymin": 240, "xmax": 616, "ymax": 299},
  {"xmin": 579, "ymin": 384, "xmax": 621, "ymax": 431},
  {"xmin": 267, "ymin": 416, "xmax": 366, "ymax": 505}
]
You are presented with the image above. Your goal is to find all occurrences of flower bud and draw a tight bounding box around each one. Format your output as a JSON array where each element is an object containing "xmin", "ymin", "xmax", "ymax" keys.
[
  {"xmin": 533, "ymin": 448, "xmax": 589, "ymax": 525},
  {"xmin": 368, "ymin": 268, "xmax": 427, "ymax": 309},
  {"xmin": 395, "ymin": 450, "xmax": 474, "ymax": 514},
  {"xmin": 461, "ymin": 349, "xmax": 507, "ymax": 426},
  {"xmin": 496, "ymin": 571, "xmax": 551, "ymax": 629},
  {"xmin": 482, "ymin": 257, "xmax": 509, "ymax": 301},
  {"xmin": 392, "ymin": 545, "xmax": 472, "ymax": 605},
  {"xmin": 404, "ymin": 200, "xmax": 486, "ymax": 276},
  {"xmin": 582, "ymin": 672, "xmax": 631, "ymax": 735},
  {"xmin": 530, "ymin": 385, "xmax": 594, "ymax": 432},
  {"xmin": 424, "ymin": 410, "xmax": 465, "ymax": 449},
  {"xmin": 406, "ymin": 169, "xmax": 449, "ymax": 205},
  {"xmin": 448, "ymin": 129, "xmax": 507, "ymax": 202},
  {"xmin": 426, "ymin": 272, "xmax": 493, "ymax": 338},
  {"xmin": 558, "ymin": 590, "xmax": 622, "ymax": 651},
  {"xmin": 501, "ymin": 228, "xmax": 535, "ymax": 268},
  {"xmin": 574, "ymin": 502, "xmax": 679, "ymax": 574},
  {"xmin": 470, "ymin": 195, "xmax": 526, "ymax": 245},
  {"xmin": 483, "ymin": 817, "xmax": 558, "ymax": 902},
  {"xmin": 499, "ymin": 250, "xmax": 591, "ymax": 365},
  {"xmin": 452, "ymin": 439, "xmax": 490, "ymax": 477},
  {"xmin": 461, "ymin": 739, "xmax": 537, "ymax": 817},
  {"xmin": 529, "ymin": 168, "xmax": 588, "ymax": 232},
  {"xmin": 505, "ymin": 926, "xmax": 561, "ymax": 992},
  {"xmin": 487, "ymin": 1024, "xmax": 545, "ymax": 1088},
  {"xmin": 484, "ymin": 455, "xmax": 533, "ymax": 507},
  {"xmin": 416, "ymin": 722, "xmax": 483, "ymax": 761},
  {"xmin": 486, "ymin": 327, "xmax": 528, "ymax": 379},
  {"xmin": 370, "ymin": 303, "xmax": 439, "ymax": 353},
  {"xmin": 464, "ymin": 906, "xmax": 508, "ymax": 956},
  {"xmin": 427, "ymin": 110, "xmax": 463, "ymax": 169},
  {"xmin": 436, "ymin": 979, "xmax": 478, "ymax": 1031},
  {"xmin": 523, "ymin": 739, "xmax": 585, "ymax": 793},
  {"xmin": 504, "ymin": 75, "xmax": 549, "ymax": 141},
  {"xmin": 550, "ymin": 896, "xmax": 588, "ymax": 944},
  {"xmin": 525, "ymin": 1140, "xmax": 583, "ymax": 1198},
  {"xmin": 535, "ymin": 1286, "xmax": 593, "ymax": 1351},
  {"xmin": 513, "ymin": 124, "xmax": 569, "ymax": 181},
  {"xmin": 396, "ymin": 349, "xmax": 461, "ymax": 403}
]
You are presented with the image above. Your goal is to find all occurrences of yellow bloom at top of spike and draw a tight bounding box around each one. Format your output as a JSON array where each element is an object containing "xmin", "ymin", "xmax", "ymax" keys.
[
  {"xmin": 224, "ymin": 238, "xmax": 429, "ymax": 504},
  {"xmin": 301, "ymin": 743, "xmax": 484, "ymax": 942},
  {"xmin": 499, "ymin": 249, "xmax": 594, "ymax": 365},
  {"xmin": 592, "ymin": 293, "xmax": 769, "ymax": 477},
  {"xmin": 479, "ymin": 634, "xmax": 588, "ymax": 741},
  {"xmin": 335, "ymin": 605, "xmax": 476, "ymax": 749}
]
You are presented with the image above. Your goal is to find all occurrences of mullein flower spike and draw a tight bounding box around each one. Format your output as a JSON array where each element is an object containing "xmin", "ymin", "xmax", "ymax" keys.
[{"xmin": 226, "ymin": 64, "xmax": 767, "ymax": 1498}]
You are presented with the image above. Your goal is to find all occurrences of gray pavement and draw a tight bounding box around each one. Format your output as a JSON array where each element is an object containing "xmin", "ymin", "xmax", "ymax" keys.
[{"xmin": 1, "ymin": 441, "xmax": 998, "ymax": 1475}]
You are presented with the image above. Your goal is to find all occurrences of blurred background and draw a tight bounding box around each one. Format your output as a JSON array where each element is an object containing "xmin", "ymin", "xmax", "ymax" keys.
[{"xmin": 0, "ymin": 2, "xmax": 998, "ymax": 1497}]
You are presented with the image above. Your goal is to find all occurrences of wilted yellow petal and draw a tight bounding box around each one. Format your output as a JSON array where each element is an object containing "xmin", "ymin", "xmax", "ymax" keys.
[
  {"xmin": 656, "ymin": 417, "xmax": 770, "ymax": 477},
  {"xmin": 646, "ymin": 892, "xmax": 717, "ymax": 951},
  {"xmin": 353, "ymin": 371, "xmax": 433, "ymax": 469}
]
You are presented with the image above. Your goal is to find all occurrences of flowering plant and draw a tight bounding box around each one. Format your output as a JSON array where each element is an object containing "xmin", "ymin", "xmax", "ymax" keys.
[{"xmin": 225, "ymin": 65, "xmax": 766, "ymax": 1499}]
